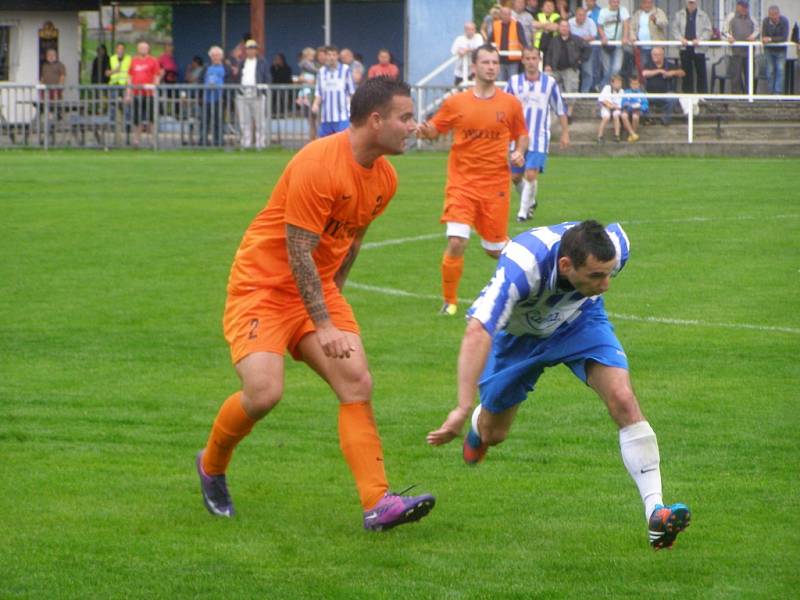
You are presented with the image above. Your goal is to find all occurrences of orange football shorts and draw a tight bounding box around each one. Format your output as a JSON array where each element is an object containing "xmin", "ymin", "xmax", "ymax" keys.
[
  {"xmin": 440, "ymin": 189, "xmax": 510, "ymax": 244},
  {"xmin": 223, "ymin": 285, "xmax": 360, "ymax": 364}
]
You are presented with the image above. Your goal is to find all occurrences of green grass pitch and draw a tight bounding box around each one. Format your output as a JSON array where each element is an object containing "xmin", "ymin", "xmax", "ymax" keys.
[{"xmin": 1, "ymin": 150, "xmax": 798, "ymax": 598}]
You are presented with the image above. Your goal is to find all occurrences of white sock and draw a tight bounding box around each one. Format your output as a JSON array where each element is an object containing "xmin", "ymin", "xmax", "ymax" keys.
[
  {"xmin": 619, "ymin": 421, "xmax": 663, "ymax": 521},
  {"xmin": 513, "ymin": 179, "xmax": 524, "ymax": 195},
  {"xmin": 470, "ymin": 404, "xmax": 483, "ymax": 439},
  {"xmin": 518, "ymin": 180, "xmax": 538, "ymax": 218}
]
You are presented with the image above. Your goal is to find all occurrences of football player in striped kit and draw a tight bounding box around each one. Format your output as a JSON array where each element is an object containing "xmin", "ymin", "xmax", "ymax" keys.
[
  {"xmin": 427, "ymin": 220, "xmax": 691, "ymax": 550},
  {"xmin": 505, "ymin": 46, "xmax": 570, "ymax": 222},
  {"xmin": 312, "ymin": 45, "xmax": 356, "ymax": 137}
]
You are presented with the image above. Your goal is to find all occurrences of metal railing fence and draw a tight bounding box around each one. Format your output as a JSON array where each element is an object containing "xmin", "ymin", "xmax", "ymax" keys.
[
  {"xmin": 0, "ymin": 84, "xmax": 316, "ymax": 150},
  {"xmin": 2, "ymin": 79, "xmax": 798, "ymax": 151}
]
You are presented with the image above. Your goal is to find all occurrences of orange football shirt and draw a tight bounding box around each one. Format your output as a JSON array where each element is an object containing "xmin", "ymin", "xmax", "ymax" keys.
[
  {"xmin": 430, "ymin": 89, "xmax": 527, "ymax": 202},
  {"xmin": 227, "ymin": 131, "xmax": 397, "ymax": 294}
]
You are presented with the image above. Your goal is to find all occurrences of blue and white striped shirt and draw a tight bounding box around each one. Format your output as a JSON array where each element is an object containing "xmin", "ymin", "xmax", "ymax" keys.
[
  {"xmin": 468, "ymin": 222, "xmax": 630, "ymax": 338},
  {"xmin": 316, "ymin": 63, "xmax": 355, "ymax": 123},
  {"xmin": 505, "ymin": 72, "xmax": 566, "ymax": 154}
]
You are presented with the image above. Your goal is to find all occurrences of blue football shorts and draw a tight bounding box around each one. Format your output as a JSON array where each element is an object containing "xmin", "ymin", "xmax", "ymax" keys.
[
  {"xmin": 478, "ymin": 303, "xmax": 628, "ymax": 413},
  {"xmin": 318, "ymin": 119, "xmax": 350, "ymax": 137},
  {"xmin": 511, "ymin": 150, "xmax": 547, "ymax": 175}
]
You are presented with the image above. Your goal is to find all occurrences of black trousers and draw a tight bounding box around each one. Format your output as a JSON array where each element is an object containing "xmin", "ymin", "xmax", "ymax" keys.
[{"xmin": 679, "ymin": 48, "xmax": 708, "ymax": 93}]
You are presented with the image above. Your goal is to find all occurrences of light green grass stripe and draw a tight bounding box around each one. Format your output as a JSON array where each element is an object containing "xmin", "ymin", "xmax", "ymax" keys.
[{"xmin": 347, "ymin": 281, "xmax": 800, "ymax": 335}]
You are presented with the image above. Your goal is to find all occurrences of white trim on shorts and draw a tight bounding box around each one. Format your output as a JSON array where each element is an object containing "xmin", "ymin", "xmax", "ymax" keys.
[{"xmin": 446, "ymin": 222, "xmax": 507, "ymax": 252}]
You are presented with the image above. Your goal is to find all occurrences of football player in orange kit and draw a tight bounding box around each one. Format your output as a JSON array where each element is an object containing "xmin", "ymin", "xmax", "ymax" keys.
[
  {"xmin": 417, "ymin": 44, "xmax": 529, "ymax": 316},
  {"xmin": 196, "ymin": 77, "xmax": 435, "ymax": 531}
]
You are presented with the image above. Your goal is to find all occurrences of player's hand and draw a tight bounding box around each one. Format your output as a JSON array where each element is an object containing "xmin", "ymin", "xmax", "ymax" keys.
[
  {"xmin": 310, "ymin": 104, "xmax": 319, "ymax": 115},
  {"xmin": 426, "ymin": 407, "xmax": 469, "ymax": 446},
  {"xmin": 560, "ymin": 131, "xmax": 570, "ymax": 149},
  {"xmin": 416, "ymin": 120, "xmax": 437, "ymax": 140},
  {"xmin": 510, "ymin": 149, "xmax": 525, "ymax": 167},
  {"xmin": 315, "ymin": 322, "xmax": 356, "ymax": 359}
]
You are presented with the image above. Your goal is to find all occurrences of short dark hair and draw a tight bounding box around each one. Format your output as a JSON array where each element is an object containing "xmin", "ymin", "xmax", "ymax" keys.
[
  {"xmin": 350, "ymin": 77, "xmax": 411, "ymax": 126},
  {"xmin": 559, "ymin": 220, "xmax": 616, "ymax": 268},
  {"xmin": 324, "ymin": 45, "xmax": 339, "ymax": 53},
  {"xmin": 472, "ymin": 43, "xmax": 499, "ymax": 63}
]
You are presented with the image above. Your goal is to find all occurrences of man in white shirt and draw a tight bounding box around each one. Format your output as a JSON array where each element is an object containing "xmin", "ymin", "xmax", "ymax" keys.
[
  {"xmin": 597, "ymin": 0, "xmax": 631, "ymax": 89},
  {"xmin": 451, "ymin": 21, "xmax": 485, "ymax": 86},
  {"xmin": 236, "ymin": 39, "xmax": 270, "ymax": 149},
  {"xmin": 631, "ymin": 0, "xmax": 669, "ymax": 67}
]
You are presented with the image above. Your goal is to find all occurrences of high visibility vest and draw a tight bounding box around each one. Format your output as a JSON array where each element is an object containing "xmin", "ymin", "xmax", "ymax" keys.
[
  {"xmin": 492, "ymin": 19, "xmax": 523, "ymax": 61},
  {"xmin": 109, "ymin": 54, "xmax": 131, "ymax": 85},
  {"xmin": 534, "ymin": 12, "xmax": 561, "ymax": 49}
]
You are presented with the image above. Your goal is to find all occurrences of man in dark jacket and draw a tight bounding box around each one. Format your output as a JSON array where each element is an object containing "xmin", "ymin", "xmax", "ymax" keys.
[
  {"xmin": 544, "ymin": 21, "xmax": 588, "ymax": 118},
  {"xmin": 235, "ymin": 39, "xmax": 270, "ymax": 149},
  {"xmin": 761, "ymin": 5, "xmax": 790, "ymax": 94}
]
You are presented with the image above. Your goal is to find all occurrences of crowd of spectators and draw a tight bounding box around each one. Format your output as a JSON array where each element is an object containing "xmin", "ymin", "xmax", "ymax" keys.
[
  {"xmin": 468, "ymin": 0, "xmax": 799, "ymax": 138},
  {"xmin": 473, "ymin": 0, "xmax": 798, "ymax": 102},
  {"xmin": 33, "ymin": 2, "xmax": 798, "ymax": 148}
]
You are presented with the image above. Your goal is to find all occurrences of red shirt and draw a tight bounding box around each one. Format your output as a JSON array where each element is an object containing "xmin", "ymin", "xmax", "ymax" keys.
[
  {"xmin": 129, "ymin": 56, "xmax": 161, "ymax": 95},
  {"xmin": 367, "ymin": 63, "xmax": 400, "ymax": 80}
]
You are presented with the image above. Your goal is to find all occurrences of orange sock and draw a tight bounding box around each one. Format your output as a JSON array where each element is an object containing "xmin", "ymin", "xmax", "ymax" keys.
[
  {"xmin": 441, "ymin": 252, "xmax": 464, "ymax": 305},
  {"xmin": 338, "ymin": 401, "xmax": 389, "ymax": 510},
  {"xmin": 202, "ymin": 391, "xmax": 257, "ymax": 476}
]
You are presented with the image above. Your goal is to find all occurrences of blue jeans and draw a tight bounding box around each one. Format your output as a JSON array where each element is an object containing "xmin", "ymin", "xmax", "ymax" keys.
[
  {"xmin": 600, "ymin": 46, "xmax": 623, "ymax": 89},
  {"xmin": 580, "ymin": 48, "xmax": 598, "ymax": 92},
  {"xmin": 765, "ymin": 52, "xmax": 786, "ymax": 95}
]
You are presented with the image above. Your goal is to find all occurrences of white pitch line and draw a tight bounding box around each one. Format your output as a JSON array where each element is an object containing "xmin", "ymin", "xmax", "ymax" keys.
[
  {"xmin": 361, "ymin": 232, "xmax": 441, "ymax": 249},
  {"xmin": 360, "ymin": 214, "xmax": 800, "ymax": 252},
  {"xmin": 347, "ymin": 281, "xmax": 800, "ymax": 335}
]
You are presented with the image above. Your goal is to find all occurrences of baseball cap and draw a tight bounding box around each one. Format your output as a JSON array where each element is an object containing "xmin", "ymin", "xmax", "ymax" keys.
[
  {"xmin": 736, "ymin": 0, "xmax": 748, "ymax": 6},
  {"xmin": 245, "ymin": 39, "xmax": 258, "ymax": 49}
]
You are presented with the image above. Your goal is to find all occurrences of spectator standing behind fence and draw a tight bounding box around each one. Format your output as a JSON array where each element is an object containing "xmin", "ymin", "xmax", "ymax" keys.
[
  {"xmin": 91, "ymin": 44, "xmax": 110, "ymax": 84},
  {"xmin": 159, "ymin": 42, "xmax": 179, "ymax": 85},
  {"xmin": 631, "ymin": 0, "xmax": 668, "ymax": 68},
  {"xmin": 185, "ymin": 56, "xmax": 203, "ymax": 83},
  {"xmin": 481, "ymin": 4, "xmax": 502, "ymax": 42},
  {"xmin": 512, "ymin": 0, "xmax": 535, "ymax": 52},
  {"xmin": 761, "ymin": 6, "xmax": 790, "ymax": 95},
  {"xmin": 569, "ymin": 7, "xmax": 598, "ymax": 93},
  {"xmin": 199, "ymin": 46, "xmax": 232, "ymax": 147},
  {"xmin": 451, "ymin": 21, "xmax": 484, "ymax": 86},
  {"xmin": 270, "ymin": 53, "xmax": 294, "ymax": 117},
  {"xmin": 367, "ymin": 49, "xmax": 400, "ymax": 80},
  {"xmin": 128, "ymin": 42, "xmax": 161, "ymax": 148},
  {"xmin": 296, "ymin": 47, "xmax": 318, "ymax": 141},
  {"xmin": 597, "ymin": 0, "xmax": 630, "ymax": 89},
  {"xmin": 39, "ymin": 48, "xmax": 65, "ymax": 125},
  {"xmin": 236, "ymin": 40, "xmax": 269, "ymax": 150},
  {"xmin": 107, "ymin": 43, "xmax": 131, "ymax": 86},
  {"xmin": 724, "ymin": 0, "xmax": 759, "ymax": 95},
  {"xmin": 339, "ymin": 49, "xmax": 364, "ymax": 86},
  {"xmin": 489, "ymin": 6, "xmax": 527, "ymax": 82},
  {"xmin": 533, "ymin": 1, "xmax": 560, "ymax": 58},
  {"xmin": 672, "ymin": 0, "xmax": 712, "ymax": 94},
  {"xmin": 642, "ymin": 46, "xmax": 684, "ymax": 125},
  {"xmin": 544, "ymin": 20, "xmax": 587, "ymax": 121},
  {"xmin": 312, "ymin": 46, "xmax": 355, "ymax": 137}
]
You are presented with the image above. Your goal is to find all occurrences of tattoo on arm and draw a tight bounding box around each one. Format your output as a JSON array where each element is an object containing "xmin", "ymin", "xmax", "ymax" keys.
[
  {"xmin": 334, "ymin": 234, "xmax": 363, "ymax": 291},
  {"xmin": 286, "ymin": 224, "xmax": 329, "ymax": 324}
]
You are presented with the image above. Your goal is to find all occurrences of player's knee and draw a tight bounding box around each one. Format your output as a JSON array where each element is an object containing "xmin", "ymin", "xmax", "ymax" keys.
[
  {"xmin": 338, "ymin": 369, "xmax": 373, "ymax": 401},
  {"xmin": 242, "ymin": 378, "xmax": 283, "ymax": 419},
  {"xmin": 606, "ymin": 387, "xmax": 643, "ymax": 427},
  {"xmin": 446, "ymin": 236, "xmax": 468, "ymax": 256},
  {"xmin": 484, "ymin": 248, "xmax": 502, "ymax": 259}
]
